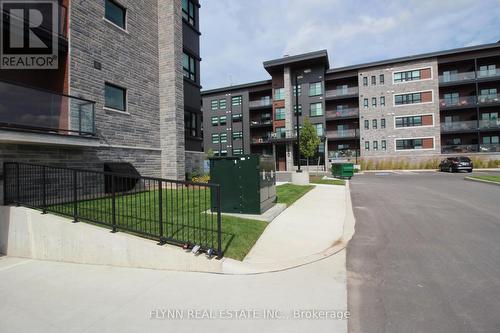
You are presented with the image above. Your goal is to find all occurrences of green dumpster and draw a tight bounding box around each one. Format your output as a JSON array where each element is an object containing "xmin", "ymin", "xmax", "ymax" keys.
[
  {"xmin": 210, "ymin": 155, "xmax": 276, "ymax": 214},
  {"xmin": 331, "ymin": 163, "xmax": 354, "ymax": 179}
]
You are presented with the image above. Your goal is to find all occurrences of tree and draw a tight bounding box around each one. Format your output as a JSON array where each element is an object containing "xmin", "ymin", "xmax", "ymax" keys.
[{"xmin": 299, "ymin": 118, "xmax": 321, "ymax": 168}]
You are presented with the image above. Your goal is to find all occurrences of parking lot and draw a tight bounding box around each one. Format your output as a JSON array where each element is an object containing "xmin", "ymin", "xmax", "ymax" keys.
[{"xmin": 347, "ymin": 170, "xmax": 500, "ymax": 333}]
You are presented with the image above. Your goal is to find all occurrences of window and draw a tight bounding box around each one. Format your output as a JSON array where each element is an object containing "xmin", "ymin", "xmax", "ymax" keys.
[
  {"xmin": 219, "ymin": 116, "xmax": 227, "ymax": 125},
  {"xmin": 380, "ymin": 96, "xmax": 385, "ymax": 106},
  {"xmin": 395, "ymin": 92, "xmax": 423, "ymax": 105},
  {"xmin": 371, "ymin": 76, "xmax": 376, "ymax": 85},
  {"xmin": 232, "ymin": 114, "xmax": 243, "ymax": 122},
  {"xmin": 211, "ymin": 133, "xmax": 219, "ymax": 144},
  {"xmin": 483, "ymin": 136, "xmax": 499, "ymax": 144},
  {"xmin": 184, "ymin": 112, "xmax": 197, "ymax": 137},
  {"xmin": 294, "ymin": 104, "xmax": 302, "ymax": 115},
  {"xmin": 276, "ymin": 127, "xmax": 286, "ymax": 138},
  {"xmin": 310, "ymin": 102, "xmax": 323, "ymax": 116},
  {"xmin": 211, "ymin": 116, "xmax": 218, "ymax": 126},
  {"xmin": 478, "ymin": 64, "xmax": 496, "ymax": 77},
  {"xmin": 105, "ymin": 0, "xmax": 126, "ymax": 29},
  {"xmin": 364, "ymin": 120, "xmax": 369, "ymax": 130},
  {"xmin": 233, "ymin": 131, "xmax": 243, "ymax": 140},
  {"xmin": 274, "ymin": 88, "xmax": 285, "ymax": 100},
  {"xmin": 373, "ymin": 141, "xmax": 378, "ymax": 150},
  {"xmin": 381, "ymin": 118, "xmax": 386, "ymax": 129},
  {"xmin": 233, "ymin": 148, "xmax": 243, "ymax": 155},
  {"xmin": 275, "ymin": 107, "xmax": 286, "ymax": 120},
  {"xmin": 396, "ymin": 139, "xmax": 425, "ymax": 150},
  {"xmin": 372, "ymin": 119, "xmax": 377, "ymax": 129},
  {"xmin": 182, "ymin": 52, "xmax": 196, "ymax": 81},
  {"xmin": 293, "ymin": 84, "xmax": 302, "ymax": 96},
  {"xmin": 211, "ymin": 100, "xmax": 218, "ymax": 110},
  {"xmin": 395, "ymin": 115, "xmax": 423, "ymax": 128},
  {"xmin": 104, "ymin": 83, "xmax": 126, "ymax": 111},
  {"xmin": 381, "ymin": 140, "xmax": 387, "ymax": 150},
  {"xmin": 182, "ymin": 0, "xmax": 196, "ymax": 26},
  {"xmin": 232, "ymin": 96, "xmax": 242, "ymax": 106},
  {"xmin": 379, "ymin": 74, "xmax": 385, "ymax": 84},
  {"xmin": 363, "ymin": 98, "xmax": 369, "ymax": 108},
  {"xmin": 314, "ymin": 123, "xmax": 324, "ymax": 136},
  {"xmin": 393, "ymin": 68, "xmax": 430, "ymax": 83},
  {"xmin": 220, "ymin": 133, "xmax": 227, "ymax": 143},
  {"xmin": 372, "ymin": 97, "xmax": 377, "ymax": 107},
  {"xmin": 365, "ymin": 141, "xmax": 370, "ymax": 150},
  {"xmin": 219, "ymin": 99, "xmax": 226, "ymax": 109},
  {"xmin": 442, "ymin": 70, "xmax": 458, "ymax": 82},
  {"xmin": 480, "ymin": 88, "xmax": 497, "ymax": 98},
  {"xmin": 444, "ymin": 92, "xmax": 459, "ymax": 106},
  {"xmin": 363, "ymin": 77, "xmax": 368, "ymax": 86},
  {"xmin": 309, "ymin": 82, "xmax": 322, "ymax": 96}
]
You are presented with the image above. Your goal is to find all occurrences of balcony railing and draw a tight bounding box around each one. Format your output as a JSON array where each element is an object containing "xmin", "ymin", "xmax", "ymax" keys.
[
  {"xmin": 440, "ymin": 121, "xmax": 478, "ymax": 132},
  {"xmin": 328, "ymin": 149, "xmax": 359, "ymax": 160},
  {"xmin": 250, "ymin": 119, "xmax": 272, "ymax": 126},
  {"xmin": 249, "ymin": 99, "xmax": 272, "ymax": 108},
  {"xmin": 0, "ymin": 80, "xmax": 96, "ymax": 136},
  {"xmin": 325, "ymin": 87, "xmax": 359, "ymax": 99},
  {"xmin": 477, "ymin": 69, "xmax": 500, "ymax": 79},
  {"xmin": 326, "ymin": 108, "xmax": 359, "ymax": 119},
  {"xmin": 479, "ymin": 119, "xmax": 500, "ymax": 130},
  {"xmin": 477, "ymin": 94, "xmax": 500, "ymax": 105},
  {"xmin": 439, "ymin": 96, "xmax": 476, "ymax": 108},
  {"xmin": 479, "ymin": 144, "xmax": 500, "ymax": 152},
  {"xmin": 270, "ymin": 130, "xmax": 297, "ymax": 141},
  {"xmin": 251, "ymin": 136, "xmax": 271, "ymax": 144},
  {"xmin": 438, "ymin": 71, "xmax": 476, "ymax": 84},
  {"xmin": 442, "ymin": 144, "xmax": 500, "ymax": 154},
  {"xmin": 326, "ymin": 129, "xmax": 360, "ymax": 139}
]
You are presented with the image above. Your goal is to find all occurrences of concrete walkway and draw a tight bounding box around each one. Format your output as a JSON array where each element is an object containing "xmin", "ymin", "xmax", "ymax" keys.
[{"xmin": 244, "ymin": 184, "xmax": 346, "ymax": 264}]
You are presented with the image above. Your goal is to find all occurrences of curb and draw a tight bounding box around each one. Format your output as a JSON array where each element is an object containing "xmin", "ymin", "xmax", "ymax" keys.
[
  {"xmin": 464, "ymin": 177, "xmax": 500, "ymax": 186},
  {"xmin": 360, "ymin": 168, "xmax": 500, "ymax": 174},
  {"xmin": 219, "ymin": 181, "xmax": 356, "ymax": 275}
]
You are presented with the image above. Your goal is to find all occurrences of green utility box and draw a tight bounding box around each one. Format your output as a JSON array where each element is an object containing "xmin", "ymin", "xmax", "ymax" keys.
[
  {"xmin": 210, "ymin": 155, "xmax": 276, "ymax": 214},
  {"xmin": 331, "ymin": 163, "xmax": 354, "ymax": 179}
]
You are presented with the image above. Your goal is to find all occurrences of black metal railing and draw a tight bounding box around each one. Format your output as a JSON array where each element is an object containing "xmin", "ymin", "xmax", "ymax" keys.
[
  {"xmin": 0, "ymin": 80, "xmax": 96, "ymax": 136},
  {"xmin": 3, "ymin": 162, "xmax": 223, "ymax": 257}
]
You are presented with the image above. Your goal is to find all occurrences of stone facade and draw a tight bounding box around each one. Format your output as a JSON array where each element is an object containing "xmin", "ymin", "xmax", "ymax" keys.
[{"xmin": 358, "ymin": 58, "xmax": 441, "ymax": 158}]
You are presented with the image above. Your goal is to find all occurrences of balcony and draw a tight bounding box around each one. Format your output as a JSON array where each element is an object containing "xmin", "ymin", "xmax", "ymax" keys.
[
  {"xmin": 325, "ymin": 108, "xmax": 359, "ymax": 120},
  {"xmin": 326, "ymin": 129, "xmax": 360, "ymax": 139},
  {"xmin": 328, "ymin": 149, "xmax": 359, "ymax": 161},
  {"xmin": 476, "ymin": 69, "xmax": 500, "ymax": 80},
  {"xmin": 325, "ymin": 87, "xmax": 359, "ymax": 100},
  {"xmin": 270, "ymin": 130, "xmax": 296, "ymax": 142},
  {"xmin": 250, "ymin": 119, "xmax": 273, "ymax": 128},
  {"xmin": 438, "ymin": 71, "xmax": 476, "ymax": 85},
  {"xmin": 441, "ymin": 144, "xmax": 500, "ymax": 154},
  {"xmin": 477, "ymin": 93, "xmax": 500, "ymax": 106},
  {"xmin": 439, "ymin": 96, "xmax": 476, "ymax": 109},
  {"xmin": 249, "ymin": 99, "xmax": 272, "ymax": 109},
  {"xmin": 251, "ymin": 136, "xmax": 271, "ymax": 144},
  {"xmin": 479, "ymin": 119, "xmax": 500, "ymax": 130},
  {"xmin": 0, "ymin": 80, "xmax": 97, "ymax": 146},
  {"xmin": 440, "ymin": 121, "xmax": 478, "ymax": 133}
]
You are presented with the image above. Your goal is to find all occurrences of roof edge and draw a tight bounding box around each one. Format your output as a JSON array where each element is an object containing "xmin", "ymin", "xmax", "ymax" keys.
[{"xmin": 201, "ymin": 79, "xmax": 272, "ymax": 95}]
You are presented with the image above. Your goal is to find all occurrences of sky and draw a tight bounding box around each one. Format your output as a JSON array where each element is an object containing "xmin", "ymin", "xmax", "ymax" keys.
[{"xmin": 200, "ymin": 0, "xmax": 500, "ymax": 90}]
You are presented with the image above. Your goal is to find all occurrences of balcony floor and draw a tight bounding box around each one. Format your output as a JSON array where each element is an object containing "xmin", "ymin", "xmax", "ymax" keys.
[{"xmin": 0, "ymin": 129, "xmax": 100, "ymax": 147}]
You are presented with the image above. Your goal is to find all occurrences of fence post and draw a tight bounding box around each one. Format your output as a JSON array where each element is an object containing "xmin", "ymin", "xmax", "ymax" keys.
[
  {"xmin": 216, "ymin": 185, "xmax": 222, "ymax": 258},
  {"xmin": 111, "ymin": 175, "xmax": 117, "ymax": 233},
  {"xmin": 15, "ymin": 162, "xmax": 20, "ymax": 206},
  {"xmin": 72, "ymin": 170, "xmax": 78, "ymax": 223},
  {"xmin": 157, "ymin": 180, "xmax": 165, "ymax": 245},
  {"xmin": 42, "ymin": 166, "xmax": 47, "ymax": 214}
]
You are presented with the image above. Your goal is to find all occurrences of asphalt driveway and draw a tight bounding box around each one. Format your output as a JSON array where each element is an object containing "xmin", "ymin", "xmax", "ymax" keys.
[{"xmin": 347, "ymin": 171, "xmax": 500, "ymax": 333}]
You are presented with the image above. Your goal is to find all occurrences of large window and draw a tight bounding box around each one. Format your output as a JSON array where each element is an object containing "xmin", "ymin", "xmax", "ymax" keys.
[
  {"xmin": 275, "ymin": 107, "xmax": 286, "ymax": 120},
  {"xmin": 310, "ymin": 102, "xmax": 323, "ymax": 116},
  {"xmin": 184, "ymin": 112, "xmax": 198, "ymax": 137},
  {"xmin": 220, "ymin": 133, "xmax": 227, "ymax": 143},
  {"xmin": 395, "ymin": 92, "xmax": 423, "ymax": 105},
  {"xmin": 105, "ymin": 83, "xmax": 126, "ymax": 111},
  {"xmin": 395, "ymin": 138, "xmax": 429, "ymax": 150},
  {"xmin": 105, "ymin": 0, "xmax": 126, "ymax": 29},
  {"xmin": 395, "ymin": 115, "xmax": 424, "ymax": 128},
  {"xmin": 314, "ymin": 123, "xmax": 324, "ymax": 136},
  {"xmin": 232, "ymin": 96, "xmax": 242, "ymax": 106},
  {"xmin": 478, "ymin": 64, "xmax": 496, "ymax": 77},
  {"xmin": 394, "ymin": 69, "xmax": 421, "ymax": 83},
  {"xmin": 183, "ymin": 52, "xmax": 196, "ymax": 81},
  {"xmin": 444, "ymin": 92, "xmax": 459, "ymax": 105},
  {"xmin": 309, "ymin": 82, "xmax": 322, "ymax": 96},
  {"xmin": 219, "ymin": 116, "xmax": 227, "ymax": 125},
  {"xmin": 483, "ymin": 136, "xmax": 499, "ymax": 144},
  {"xmin": 274, "ymin": 88, "xmax": 285, "ymax": 100},
  {"xmin": 182, "ymin": 0, "xmax": 196, "ymax": 26}
]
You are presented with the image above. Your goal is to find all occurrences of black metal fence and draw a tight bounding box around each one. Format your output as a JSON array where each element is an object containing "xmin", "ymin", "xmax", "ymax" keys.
[{"xmin": 3, "ymin": 162, "xmax": 223, "ymax": 257}]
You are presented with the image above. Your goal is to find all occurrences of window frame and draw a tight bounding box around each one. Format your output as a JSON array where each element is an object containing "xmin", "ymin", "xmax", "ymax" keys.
[
  {"xmin": 211, "ymin": 116, "xmax": 218, "ymax": 126},
  {"xmin": 380, "ymin": 96, "xmax": 385, "ymax": 106},
  {"xmin": 363, "ymin": 77, "xmax": 368, "ymax": 86},
  {"xmin": 182, "ymin": 52, "xmax": 197, "ymax": 81},
  {"xmin": 379, "ymin": 74, "xmax": 385, "ymax": 84},
  {"xmin": 219, "ymin": 99, "xmax": 227, "ymax": 110},
  {"xmin": 371, "ymin": 76, "xmax": 376, "ymax": 85},
  {"xmin": 211, "ymin": 100, "xmax": 218, "ymax": 111},
  {"xmin": 274, "ymin": 88, "xmax": 285, "ymax": 101},
  {"xmin": 365, "ymin": 141, "xmax": 370, "ymax": 151},
  {"xmin": 275, "ymin": 107, "xmax": 286, "ymax": 120},
  {"xmin": 231, "ymin": 96, "xmax": 242, "ymax": 106},
  {"xmin": 104, "ymin": 82, "xmax": 127, "ymax": 112},
  {"xmin": 363, "ymin": 98, "xmax": 369, "ymax": 108},
  {"xmin": 105, "ymin": 0, "xmax": 127, "ymax": 30},
  {"xmin": 309, "ymin": 102, "xmax": 323, "ymax": 117},
  {"xmin": 381, "ymin": 140, "xmax": 387, "ymax": 150},
  {"xmin": 309, "ymin": 82, "xmax": 323, "ymax": 97},
  {"xmin": 364, "ymin": 120, "xmax": 369, "ymax": 130},
  {"xmin": 182, "ymin": 0, "xmax": 196, "ymax": 26}
]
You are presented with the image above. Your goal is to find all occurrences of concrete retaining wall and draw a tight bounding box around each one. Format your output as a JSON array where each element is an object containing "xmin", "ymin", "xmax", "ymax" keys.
[{"xmin": 0, "ymin": 206, "xmax": 222, "ymax": 272}]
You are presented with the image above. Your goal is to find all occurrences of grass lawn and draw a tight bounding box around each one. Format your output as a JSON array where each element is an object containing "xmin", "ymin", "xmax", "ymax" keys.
[
  {"xmin": 49, "ymin": 188, "xmax": 267, "ymax": 261},
  {"xmin": 276, "ymin": 183, "xmax": 314, "ymax": 206},
  {"xmin": 469, "ymin": 175, "xmax": 500, "ymax": 183},
  {"xmin": 309, "ymin": 175, "xmax": 346, "ymax": 186}
]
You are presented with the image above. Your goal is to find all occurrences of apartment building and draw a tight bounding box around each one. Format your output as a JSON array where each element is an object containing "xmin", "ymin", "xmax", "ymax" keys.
[
  {"xmin": 202, "ymin": 42, "xmax": 500, "ymax": 170},
  {"xmin": 0, "ymin": 0, "xmax": 203, "ymax": 194}
]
